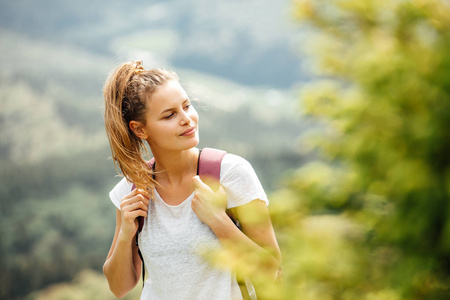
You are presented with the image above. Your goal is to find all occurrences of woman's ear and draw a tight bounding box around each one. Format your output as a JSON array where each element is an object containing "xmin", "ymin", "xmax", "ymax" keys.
[{"xmin": 129, "ymin": 120, "xmax": 148, "ymax": 140}]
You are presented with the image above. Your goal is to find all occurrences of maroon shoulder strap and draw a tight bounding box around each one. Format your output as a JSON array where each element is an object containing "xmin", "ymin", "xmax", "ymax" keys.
[
  {"xmin": 199, "ymin": 148, "xmax": 239, "ymax": 227},
  {"xmin": 198, "ymin": 147, "xmax": 227, "ymax": 192}
]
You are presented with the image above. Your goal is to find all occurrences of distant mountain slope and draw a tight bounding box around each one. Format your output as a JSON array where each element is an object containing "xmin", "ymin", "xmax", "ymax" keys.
[
  {"xmin": 0, "ymin": 29, "xmax": 307, "ymax": 167},
  {"xmin": 0, "ymin": 0, "xmax": 306, "ymax": 88}
]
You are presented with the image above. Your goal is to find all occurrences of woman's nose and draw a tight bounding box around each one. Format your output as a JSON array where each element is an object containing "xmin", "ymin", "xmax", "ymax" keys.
[{"xmin": 179, "ymin": 109, "xmax": 191, "ymax": 125}]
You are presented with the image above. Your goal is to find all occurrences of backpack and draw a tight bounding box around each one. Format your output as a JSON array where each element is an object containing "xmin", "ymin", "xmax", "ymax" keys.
[{"xmin": 132, "ymin": 147, "xmax": 256, "ymax": 299}]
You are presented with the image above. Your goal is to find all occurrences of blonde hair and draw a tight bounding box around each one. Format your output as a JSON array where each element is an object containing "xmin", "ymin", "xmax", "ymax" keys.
[{"xmin": 103, "ymin": 61, "xmax": 178, "ymax": 190}]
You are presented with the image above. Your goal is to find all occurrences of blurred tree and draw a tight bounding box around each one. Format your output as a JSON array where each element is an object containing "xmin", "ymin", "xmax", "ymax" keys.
[{"xmin": 268, "ymin": 0, "xmax": 450, "ymax": 299}]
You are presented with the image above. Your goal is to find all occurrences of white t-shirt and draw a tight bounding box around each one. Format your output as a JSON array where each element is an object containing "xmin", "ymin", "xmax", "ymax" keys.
[{"xmin": 109, "ymin": 153, "xmax": 268, "ymax": 300}]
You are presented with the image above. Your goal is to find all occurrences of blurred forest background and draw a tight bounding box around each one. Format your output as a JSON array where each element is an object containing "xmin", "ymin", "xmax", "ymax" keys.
[{"xmin": 1, "ymin": 0, "xmax": 450, "ymax": 299}]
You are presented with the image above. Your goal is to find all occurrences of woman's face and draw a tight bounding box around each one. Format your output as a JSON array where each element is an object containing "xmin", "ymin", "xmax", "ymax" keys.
[{"xmin": 141, "ymin": 80, "xmax": 199, "ymax": 152}]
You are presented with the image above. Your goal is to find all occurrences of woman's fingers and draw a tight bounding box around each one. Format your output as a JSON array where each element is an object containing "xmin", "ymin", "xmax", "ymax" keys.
[
  {"xmin": 122, "ymin": 188, "xmax": 151, "ymax": 202},
  {"xmin": 123, "ymin": 200, "xmax": 149, "ymax": 213},
  {"xmin": 192, "ymin": 176, "xmax": 211, "ymax": 192},
  {"xmin": 122, "ymin": 207, "xmax": 148, "ymax": 221},
  {"xmin": 120, "ymin": 191, "xmax": 150, "ymax": 209},
  {"xmin": 192, "ymin": 176, "xmax": 228, "ymax": 226},
  {"xmin": 119, "ymin": 188, "xmax": 151, "ymax": 237},
  {"xmin": 121, "ymin": 194, "xmax": 150, "ymax": 207}
]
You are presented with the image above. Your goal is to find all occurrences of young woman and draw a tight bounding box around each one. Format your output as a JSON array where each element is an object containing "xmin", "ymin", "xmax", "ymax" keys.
[{"xmin": 103, "ymin": 61, "xmax": 281, "ymax": 300}]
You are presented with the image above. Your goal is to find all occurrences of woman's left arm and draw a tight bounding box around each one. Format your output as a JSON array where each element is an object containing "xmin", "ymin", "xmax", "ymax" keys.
[
  {"xmin": 192, "ymin": 177, "xmax": 281, "ymax": 282},
  {"xmin": 233, "ymin": 199, "xmax": 281, "ymax": 267}
]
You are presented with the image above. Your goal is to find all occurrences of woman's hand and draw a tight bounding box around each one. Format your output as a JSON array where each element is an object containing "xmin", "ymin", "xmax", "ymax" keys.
[
  {"xmin": 119, "ymin": 188, "xmax": 150, "ymax": 240},
  {"xmin": 103, "ymin": 189, "xmax": 150, "ymax": 297},
  {"xmin": 191, "ymin": 176, "xmax": 227, "ymax": 226}
]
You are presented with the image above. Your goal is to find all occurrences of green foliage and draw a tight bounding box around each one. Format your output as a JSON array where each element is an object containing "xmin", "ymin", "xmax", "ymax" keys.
[{"xmin": 268, "ymin": 0, "xmax": 450, "ymax": 299}]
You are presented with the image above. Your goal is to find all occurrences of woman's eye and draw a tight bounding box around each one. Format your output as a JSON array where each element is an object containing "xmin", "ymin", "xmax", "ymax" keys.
[
  {"xmin": 164, "ymin": 113, "xmax": 174, "ymax": 119},
  {"xmin": 184, "ymin": 103, "xmax": 191, "ymax": 110}
]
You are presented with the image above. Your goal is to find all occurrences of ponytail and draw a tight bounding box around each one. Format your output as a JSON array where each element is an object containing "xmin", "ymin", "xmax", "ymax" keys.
[{"xmin": 103, "ymin": 61, "xmax": 178, "ymax": 190}]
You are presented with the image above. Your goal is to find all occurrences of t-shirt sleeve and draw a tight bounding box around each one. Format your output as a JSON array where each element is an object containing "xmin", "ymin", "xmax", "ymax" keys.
[
  {"xmin": 220, "ymin": 153, "xmax": 268, "ymax": 209},
  {"xmin": 109, "ymin": 177, "xmax": 133, "ymax": 210}
]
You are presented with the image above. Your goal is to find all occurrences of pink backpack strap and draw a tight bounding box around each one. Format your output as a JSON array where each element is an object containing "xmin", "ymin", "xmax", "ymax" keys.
[
  {"xmin": 198, "ymin": 148, "xmax": 239, "ymax": 226},
  {"xmin": 198, "ymin": 147, "xmax": 227, "ymax": 192}
]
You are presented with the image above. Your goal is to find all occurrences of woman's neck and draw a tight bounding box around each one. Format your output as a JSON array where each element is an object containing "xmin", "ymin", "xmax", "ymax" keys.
[{"xmin": 151, "ymin": 147, "xmax": 199, "ymax": 186}]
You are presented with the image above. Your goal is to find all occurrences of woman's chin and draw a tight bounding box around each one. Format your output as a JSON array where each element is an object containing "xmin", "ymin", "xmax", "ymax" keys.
[
  {"xmin": 180, "ymin": 136, "xmax": 200, "ymax": 151},
  {"xmin": 189, "ymin": 137, "xmax": 200, "ymax": 149}
]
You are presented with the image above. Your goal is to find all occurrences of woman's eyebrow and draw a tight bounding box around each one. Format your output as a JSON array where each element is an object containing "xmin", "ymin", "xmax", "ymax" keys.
[
  {"xmin": 160, "ymin": 107, "xmax": 175, "ymax": 115},
  {"xmin": 159, "ymin": 99, "xmax": 190, "ymax": 115}
]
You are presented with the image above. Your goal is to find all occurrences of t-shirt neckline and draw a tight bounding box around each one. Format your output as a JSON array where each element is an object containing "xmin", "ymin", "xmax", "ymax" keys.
[{"xmin": 153, "ymin": 188, "xmax": 195, "ymax": 208}]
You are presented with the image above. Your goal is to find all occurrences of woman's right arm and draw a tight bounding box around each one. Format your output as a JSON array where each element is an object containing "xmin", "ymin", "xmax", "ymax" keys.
[{"xmin": 103, "ymin": 189, "xmax": 150, "ymax": 298}]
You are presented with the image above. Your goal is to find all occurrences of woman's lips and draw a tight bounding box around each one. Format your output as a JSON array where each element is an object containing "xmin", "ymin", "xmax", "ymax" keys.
[{"xmin": 180, "ymin": 127, "xmax": 196, "ymax": 136}]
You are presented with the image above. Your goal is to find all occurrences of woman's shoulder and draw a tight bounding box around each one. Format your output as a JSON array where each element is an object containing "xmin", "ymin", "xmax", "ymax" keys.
[
  {"xmin": 219, "ymin": 152, "xmax": 268, "ymax": 207},
  {"xmin": 220, "ymin": 152, "xmax": 259, "ymax": 185},
  {"xmin": 221, "ymin": 152, "xmax": 252, "ymax": 168}
]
